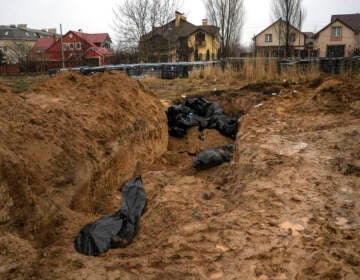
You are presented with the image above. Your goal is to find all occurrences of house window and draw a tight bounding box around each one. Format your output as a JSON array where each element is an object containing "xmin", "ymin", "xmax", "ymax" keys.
[
  {"xmin": 75, "ymin": 42, "xmax": 81, "ymax": 50},
  {"xmin": 62, "ymin": 43, "xmax": 67, "ymax": 51},
  {"xmin": 102, "ymin": 42, "xmax": 110, "ymax": 48},
  {"xmin": 265, "ymin": 34, "xmax": 272, "ymax": 42},
  {"xmin": 195, "ymin": 32, "xmax": 206, "ymax": 46},
  {"xmin": 69, "ymin": 43, "xmax": 74, "ymax": 50},
  {"xmin": 290, "ymin": 32, "xmax": 296, "ymax": 42},
  {"xmin": 331, "ymin": 26, "xmax": 342, "ymax": 41}
]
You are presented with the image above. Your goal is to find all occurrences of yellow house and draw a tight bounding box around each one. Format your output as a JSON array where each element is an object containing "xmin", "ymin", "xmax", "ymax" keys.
[
  {"xmin": 253, "ymin": 18, "xmax": 307, "ymax": 58},
  {"xmin": 313, "ymin": 14, "xmax": 360, "ymax": 57},
  {"xmin": 140, "ymin": 11, "xmax": 219, "ymax": 62}
]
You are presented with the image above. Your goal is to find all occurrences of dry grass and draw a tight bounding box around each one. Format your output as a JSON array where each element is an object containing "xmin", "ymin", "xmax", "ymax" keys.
[
  {"xmin": 188, "ymin": 59, "xmax": 323, "ymax": 84},
  {"xmin": 0, "ymin": 74, "xmax": 49, "ymax": 93}
]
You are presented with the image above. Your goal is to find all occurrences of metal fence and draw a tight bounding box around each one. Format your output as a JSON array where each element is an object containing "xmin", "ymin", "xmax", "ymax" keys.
[
  {"xmin": 48, "ymin": 61, "xmax": 218, "ymax": 79},
  {"xmin": 48, "ymin": 56, "xmax": 360, "ymax": 78}
]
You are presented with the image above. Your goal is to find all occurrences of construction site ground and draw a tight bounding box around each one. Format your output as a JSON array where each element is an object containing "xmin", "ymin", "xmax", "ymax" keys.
[{"xmin": 0, "ymin": 71, "xmax": 359, "ymax": 279}]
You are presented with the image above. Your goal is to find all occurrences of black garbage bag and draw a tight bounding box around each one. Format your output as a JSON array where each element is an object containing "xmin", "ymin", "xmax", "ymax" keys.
[
  {"xmin": 166, "ymin": 105, "xmax": 191, "ymax": 127},
  {"xmin": 166, "ymin": 98, "xmax": 239, "ymax": 139},
  {"xmin": 207, "ymin": 115, "xmax": 238, "ymax": 140},
  {"xmin": 185, "ymin": 97, "xmax": 224, "ymax": 117},
  {"xmin": 166, "ymin": 104, "xmax": 208, "ymax": 137},
  {"xmin": 169, "ymin": 126, "xmax": 187, "ymax": 137},
  {"xmin": 192, "ymin": 145, "xmax": 233, "ymax": 170},
  {"xmin": 74, "ymin": 176, "xmax": 146, "ymax": 256}
]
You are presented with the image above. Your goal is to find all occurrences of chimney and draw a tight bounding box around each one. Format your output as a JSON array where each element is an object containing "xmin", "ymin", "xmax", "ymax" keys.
[
  {"xmin": 48, "ymin": 28, "xmax": 57, "ymax": 34},
  {"xmin": 17, "ymin": 24, "xmax": 27, "ymax": 30},
  {"xmin": 175, "ymin": 11, "xmax": 182, "ymax": 27},
  {"xmin": 202, "ymin": 19, "xmax": 208, "ymax": 26}
]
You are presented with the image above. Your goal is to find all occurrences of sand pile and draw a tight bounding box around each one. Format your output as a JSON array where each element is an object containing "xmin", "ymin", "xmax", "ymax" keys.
[{"xmin": 0, "ymin": 71, "xmax": 168, "ymax": 254}]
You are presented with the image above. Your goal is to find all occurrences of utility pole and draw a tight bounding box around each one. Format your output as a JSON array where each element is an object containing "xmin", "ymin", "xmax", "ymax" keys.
[
  {"xmin": 60, "ymin": 24, "xmax": 65, "ymax": 68},
  {"xmin": 298, "ymin": 10, "xmax": 302, "ymax": 58}
]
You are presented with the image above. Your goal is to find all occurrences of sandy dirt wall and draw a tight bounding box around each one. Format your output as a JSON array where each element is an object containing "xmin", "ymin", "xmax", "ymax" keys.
[
  {"xmin": 0, "ymin": 71, "xmax": 168, "ymax": 247},
  {"xmin": 228, "ymin": 77, "xmax": 360, "ymax": 279}
]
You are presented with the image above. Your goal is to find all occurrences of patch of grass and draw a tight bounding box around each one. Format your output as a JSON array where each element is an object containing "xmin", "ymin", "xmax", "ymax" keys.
[{"xmin": 0, "ymin": 74, "xmax": 49, "ymax": 93}]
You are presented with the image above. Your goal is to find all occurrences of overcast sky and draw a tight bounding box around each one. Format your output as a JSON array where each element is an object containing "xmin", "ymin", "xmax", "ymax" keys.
[{"xmin": 0, "ymin": 0, "xmax": 359, "ymax": 46}]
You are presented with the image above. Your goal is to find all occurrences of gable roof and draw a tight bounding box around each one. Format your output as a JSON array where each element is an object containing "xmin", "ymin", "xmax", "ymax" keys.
[
  {"xmin": 72, "ymin": 31, "xmax": 111, "ymax": 44},
  {"xmin": 86, "ymin": 47, "xmax": 114, "ymax": 57},
  {"xmin": 331, "ymin": 14, "xmax": 360, "ymax": 32},
  {"xmin": 313, "ymin": 18, "xmax": 357, "ymax": 38},
  {"xmin": 0, "ymin": 25, "xmax": 38, "ymax": 40},
  {"xmin": 33, "ymin": 37, "xmax": 57, "ymax": 51},
  {"xmin": 26, "ymin": 28, "xmax": 57, "ymax": 38},
  {"xmin": 142, "ymin": 17, "xmax": 219, "ymax": 44},
  {"xmin": 254, "ymin": 18, "xmax": 306, "ymax": 39}
]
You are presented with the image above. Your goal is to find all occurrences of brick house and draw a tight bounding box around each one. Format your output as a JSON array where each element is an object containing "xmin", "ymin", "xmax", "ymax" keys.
[
  {"xmin": 29, "ymin": 30, "xmax": 114, "ymax": 70},
  {"xmin": 313, "ymin": 14, "xmax": 360, "ymax": 57},
  {"xmin": 139, "ymin": 11, "xmax": 219, "ymax": 62}
]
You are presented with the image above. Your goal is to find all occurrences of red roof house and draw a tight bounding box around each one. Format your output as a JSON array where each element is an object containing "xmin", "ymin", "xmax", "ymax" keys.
[{"xmin": 29, "ymin": 30, "xmax": 114, "ymax": 71}]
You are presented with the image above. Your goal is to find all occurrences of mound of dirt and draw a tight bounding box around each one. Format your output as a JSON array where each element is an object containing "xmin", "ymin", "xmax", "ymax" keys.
[{"xmin": 0, "ymin": 71, "xmax": 168, "ymax": 277}]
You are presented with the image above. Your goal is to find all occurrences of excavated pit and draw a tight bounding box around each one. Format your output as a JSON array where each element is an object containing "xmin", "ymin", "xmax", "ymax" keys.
[{"xmin": 0, "ymin": 74, "xmax": 359, "ymax": 279}]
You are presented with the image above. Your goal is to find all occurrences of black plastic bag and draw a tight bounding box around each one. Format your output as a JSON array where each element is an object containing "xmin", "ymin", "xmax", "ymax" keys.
[
  {"xmin": 185, "ymin": 97, "xmax": 224, "ymax": 117},
  {"xmin": 192, "ymin": 145, "xmax": 233, "ymax": 170},
  {"xmin": 166, "ymin": 98, "xmax": 239, "ymax": 139},
  {"xmin": 207, "ymin": 115, "xmax": 238, "ymax": 140},
  {"xmin": 74, "ymin": 176, "xmax": 146, "ymax": 256}
]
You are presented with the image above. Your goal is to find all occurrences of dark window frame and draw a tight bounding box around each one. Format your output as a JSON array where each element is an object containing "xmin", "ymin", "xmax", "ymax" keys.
[
  {"xmin": 265, "ymin": 34, "xmax": 272, "ymax": 43},
  {"xmin": 331, "ymin": 26, "xmax": 342, "ymax": 41}
]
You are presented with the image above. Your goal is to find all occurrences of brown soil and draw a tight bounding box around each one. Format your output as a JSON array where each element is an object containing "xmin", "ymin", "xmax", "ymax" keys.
[
  {"xmin": 0, "ymin": 82, "xmax": 10, "ymax": 94},
  {"xmin": 0, "ymin": 74, "xmax": 359, "ymax": 279}
]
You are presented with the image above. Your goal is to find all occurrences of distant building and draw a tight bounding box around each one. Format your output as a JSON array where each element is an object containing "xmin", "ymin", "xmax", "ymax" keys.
[
  {"xmin": 253, "ymin": 18, "xmax": 313, "ymax": 58},
  {"xmin": 139, "ymin": 11, "xmax": 219, "ymax": 62},
  {"xmin": 0, "ymin": 24, "xmax": 55, "ymax": 64},
  {"xmin": 29, "ymin": 30, "xmax": 114, "ymax": 70},
  {"xmin": 313, "ymin": 13, "xmax": 360, "ymax": 57}
]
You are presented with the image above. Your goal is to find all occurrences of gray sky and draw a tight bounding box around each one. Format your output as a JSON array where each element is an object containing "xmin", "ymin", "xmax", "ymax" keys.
[{"xmin": 0, "ymin": 0, "xmax": 359, "ymax": 46}]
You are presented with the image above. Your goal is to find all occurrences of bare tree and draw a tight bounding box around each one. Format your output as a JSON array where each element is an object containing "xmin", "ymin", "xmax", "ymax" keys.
[
  {"xmin": 204, "ymin": 0, "xmax": 245, "ymax": 58},
  {"xmin": 5, "ymin": 41, "xmax": 33, "ymax": 71},
  {"xmin": 271, "ymin": 0, "xmax": 306, "ymax": 57},
  {"xmin": 113, "ymin": 0, "xmax": 181, "ymax": 51}
]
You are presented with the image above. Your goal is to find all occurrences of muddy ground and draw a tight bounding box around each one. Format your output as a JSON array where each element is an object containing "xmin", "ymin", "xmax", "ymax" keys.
[{"xmin": 0, "ymin": 72, "xmax": 359, "ymax": 279}]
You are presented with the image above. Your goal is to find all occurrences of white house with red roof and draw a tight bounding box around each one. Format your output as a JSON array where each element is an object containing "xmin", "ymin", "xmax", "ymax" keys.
[{"xmin": 29, "ymin": 30, "xmax": 114, "ymax": 71}]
